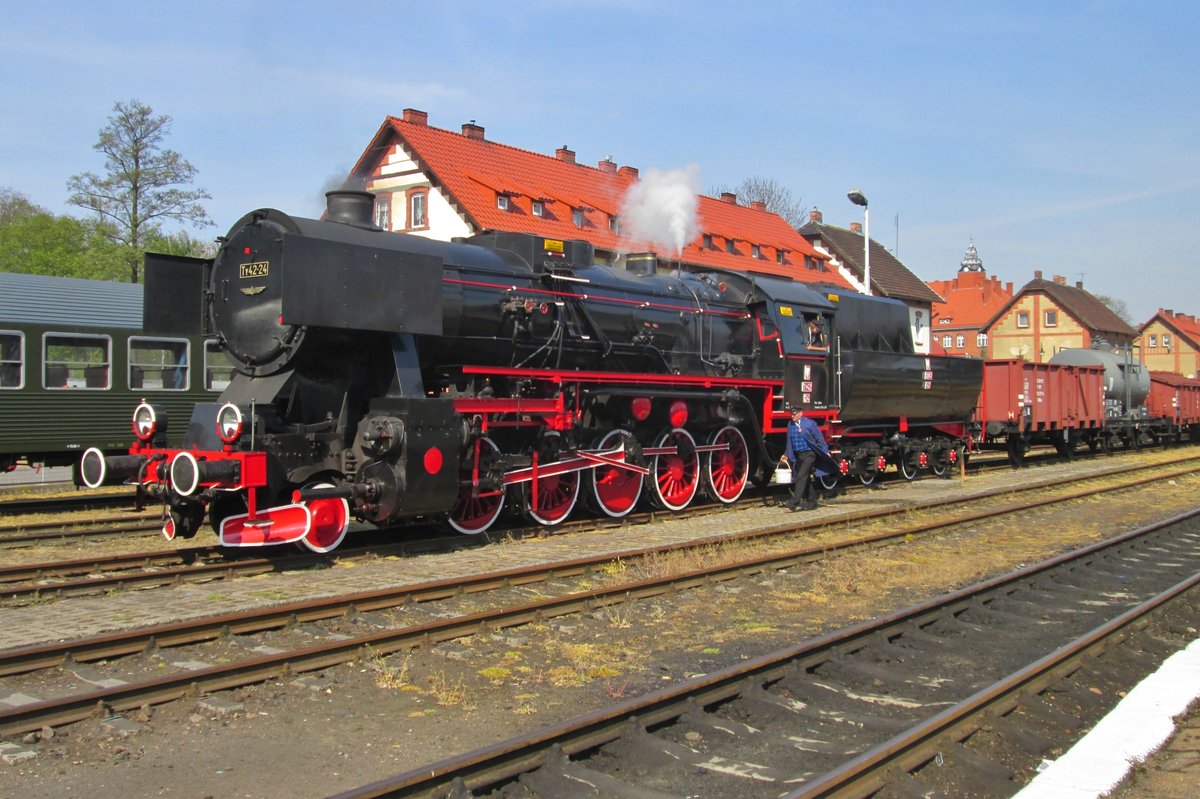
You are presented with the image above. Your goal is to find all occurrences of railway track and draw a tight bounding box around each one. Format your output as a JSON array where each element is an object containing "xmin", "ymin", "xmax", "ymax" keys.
[
  {"xmin": 0, "ymin": 456, "xmax": 1196, "ymax": 738},
  {"xmin": 328, "ymin": 511, "xmax": 1200, "ymax": 799},
  {"xmin": 2, "ymin": 449, "xmax": 1193, "ymax": 602}
]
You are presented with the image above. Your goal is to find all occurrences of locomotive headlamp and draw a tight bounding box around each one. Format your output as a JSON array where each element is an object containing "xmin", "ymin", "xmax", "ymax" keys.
[
  {"xmin": 216, "ymin": 403, "xmax": 245, "ymax": 444},
  {"xmin": 132, "ymin": 402, "xmax": 166, "ymax": 442}
]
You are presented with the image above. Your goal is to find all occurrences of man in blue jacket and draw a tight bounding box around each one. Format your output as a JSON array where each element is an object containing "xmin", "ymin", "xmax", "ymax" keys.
[{"xmin": 782, "ymin": 406, "xmax": 829, "ymax": 510}]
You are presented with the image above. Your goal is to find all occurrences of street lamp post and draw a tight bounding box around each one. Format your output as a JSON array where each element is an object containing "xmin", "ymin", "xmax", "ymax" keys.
[{"xmin": 847, "ymin": 189, "xmax": 870, "ymax": 296}]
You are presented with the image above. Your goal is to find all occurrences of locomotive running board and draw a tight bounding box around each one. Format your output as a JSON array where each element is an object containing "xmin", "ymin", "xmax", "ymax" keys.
[{"xmin": 219, "ymin": 504, "xmax": 312, "ymax": 547}]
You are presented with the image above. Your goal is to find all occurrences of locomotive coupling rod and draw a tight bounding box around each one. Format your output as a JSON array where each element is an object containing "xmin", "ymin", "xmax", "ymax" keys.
[{"xmin": 296, "ymin": 485, "xmax": 356, "ymax": 501}]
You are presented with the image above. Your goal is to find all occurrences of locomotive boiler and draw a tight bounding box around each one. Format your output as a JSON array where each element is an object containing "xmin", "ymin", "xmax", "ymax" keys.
[{"xmin": 80, "ymin": 190, "xmax": 982, "ymax": 551}]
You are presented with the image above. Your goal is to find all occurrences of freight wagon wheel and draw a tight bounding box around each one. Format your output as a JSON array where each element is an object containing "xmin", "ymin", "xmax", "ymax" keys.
[
  {"xmin": 523, "ymin": 433, "xmax": 580, "ymax": 526},
  {"xmin": 448, "ymin": 437, "xmax": 505, "ymax": 535},
  {"xmin": 649, "ymin": 428, "xmax": 700, "ymax": 511},
  {"xmin": 588, "ymin": 429, "xmax": 643, "ymax": 518},
  {"xmin": 703, "ymin": 426, "xmax": 749, "ymax": 504},
  {"xmin": 299, "ymin": 482, "xmax": 351, "ymax": 553}
]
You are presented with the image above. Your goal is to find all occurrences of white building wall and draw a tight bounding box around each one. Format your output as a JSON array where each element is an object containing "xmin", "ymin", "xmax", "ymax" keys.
[{"xmin": 367, "ymin": 143, "xmax": 473, "ymax": 241}]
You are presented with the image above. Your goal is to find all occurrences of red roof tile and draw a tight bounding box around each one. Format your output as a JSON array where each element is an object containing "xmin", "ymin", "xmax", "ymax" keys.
[
  {"xmin": 929, "ymin": 271, "xmax": 1014, "ymax": 330},
  {"xmin": 355, "ymin": 114, "xmax": 852, "ymax": 289}
]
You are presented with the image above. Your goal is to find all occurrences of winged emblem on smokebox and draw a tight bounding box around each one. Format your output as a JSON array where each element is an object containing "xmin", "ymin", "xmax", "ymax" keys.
[{"xmin": 240, "ymin": 285, "xmax": 266, "ymax": 296}]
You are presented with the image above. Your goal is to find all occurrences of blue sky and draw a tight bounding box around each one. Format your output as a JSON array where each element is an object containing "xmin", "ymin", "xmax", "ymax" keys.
[{"xmin": 1, "ymin": 1, "xmax": 1196, "ymax": 323}]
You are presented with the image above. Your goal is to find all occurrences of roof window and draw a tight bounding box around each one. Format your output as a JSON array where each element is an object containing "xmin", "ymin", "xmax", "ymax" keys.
[{"xmin": 497, "ymin": 194, "xmax": 510, "ymax": 211}]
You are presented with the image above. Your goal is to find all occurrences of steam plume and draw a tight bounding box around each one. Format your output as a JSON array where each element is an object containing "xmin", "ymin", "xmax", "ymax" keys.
[{"xmin": 618, "ymin": 165, "xmax": 702, "ymax": 256}]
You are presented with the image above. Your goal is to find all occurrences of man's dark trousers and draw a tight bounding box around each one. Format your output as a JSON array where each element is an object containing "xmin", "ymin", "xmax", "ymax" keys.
[{"xmin": 789, "ymin": 449, "xmax": 817, "ymax": 507}]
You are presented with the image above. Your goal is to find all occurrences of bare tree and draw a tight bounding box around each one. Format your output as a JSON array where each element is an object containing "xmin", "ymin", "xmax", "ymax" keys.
[
  {"xmin": 67, "ymin": 100, "xmax": 211, "ymax": 282},
  {"xmin": 710, "ymin": 175, "xmax": 809, "ymax": 229},
  {"xmin": 1094, "ymin": 294, "xmax": 1133, "ymax": 325}
]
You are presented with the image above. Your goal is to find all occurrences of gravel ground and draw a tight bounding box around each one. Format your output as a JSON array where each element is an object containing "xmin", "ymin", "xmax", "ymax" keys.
[{"xmin": 0, "ymin": 453, "xmax": 1197, "ymax": 798}]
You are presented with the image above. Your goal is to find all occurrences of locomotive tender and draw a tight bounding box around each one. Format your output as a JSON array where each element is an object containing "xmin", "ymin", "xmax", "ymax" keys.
[{"xmin": 80, "ymin": 191, "xmax": 983, "ymax": 552}]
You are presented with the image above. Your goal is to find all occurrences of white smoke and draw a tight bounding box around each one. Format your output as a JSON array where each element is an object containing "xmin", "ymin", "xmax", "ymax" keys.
[{"xmin": 618, "ymin": 165, "xmax": 702, "ymax": 256}]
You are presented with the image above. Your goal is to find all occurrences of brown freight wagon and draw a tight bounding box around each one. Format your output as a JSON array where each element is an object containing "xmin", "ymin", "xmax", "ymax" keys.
[
  {"xmin": 975, "ymin": 359, "xmax": 1107, "ymax": 466},
  {"xmin": 1147, "ymin": 371, "xmax": 1200, "ymax": 443}
]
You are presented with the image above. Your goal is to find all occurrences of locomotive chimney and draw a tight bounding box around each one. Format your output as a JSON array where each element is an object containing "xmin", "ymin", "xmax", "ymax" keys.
[
  {"xmin": 626, "ymin": 252, "xmax": 658, "ymax": 276},
  {"xmin": 326, "ymin": 190, "xmax": 380, "ymax": 229}
]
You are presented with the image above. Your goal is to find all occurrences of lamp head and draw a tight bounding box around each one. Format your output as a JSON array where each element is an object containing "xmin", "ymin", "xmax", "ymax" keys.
[{"xmin": 847, "ymin": 189, "xmax": 868, "ymax": 208}]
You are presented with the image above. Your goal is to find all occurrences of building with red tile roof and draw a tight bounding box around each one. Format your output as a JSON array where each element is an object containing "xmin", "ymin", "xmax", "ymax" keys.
[
  {"xmin": 928, "ymin": 241, "xmax": 1013, "ymax": 358},
  {"xmin": 984, "ymin": 271, "xmax": 1136, "ymax": 362},
  {"xmin": 347, "ymin": 109, "xmax": 853, "ymax": 290},
  {"xmin": 798, "ymin": 209, "xmax": 943, "ymax": 353},
  {"xmin": 1139, "ymin": 309, "xmax": 1200, "ymax": 378}
]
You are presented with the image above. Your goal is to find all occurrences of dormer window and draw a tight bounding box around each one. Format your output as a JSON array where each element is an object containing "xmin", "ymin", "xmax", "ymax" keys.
[
  {"xmin": 703, "ymin": 234, "xmax": 713, "ymax": 249},
  {"xmin": 751, "ymin": 244, "xmax": 761, "ymax": 259},
  {"xmin": 725, "ymin": 238, "xmax": 735, "ymax": 254},
  {"xmin": 776, "ymin": 249, "xmax": 785, "ymax": 264},
  {"xmin": 497, "ymin": 194, "xmax": 510, "ymax": 211},
  {"xmin": 609, "ymin": 215, "xmax": 620, "ymax": 234},
  {"xmin": 532, "ymin": 200, "xmax": 544, "ymax": 217},
  {"xmin": 572, "ymin": 207, "xmax": 584, "ymax": 227}
]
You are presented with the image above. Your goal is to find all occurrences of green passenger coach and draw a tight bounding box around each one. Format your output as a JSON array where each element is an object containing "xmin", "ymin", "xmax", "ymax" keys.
[{"xmin": 0, "ymin": 272, "xmax": 229, "ymax": 475}]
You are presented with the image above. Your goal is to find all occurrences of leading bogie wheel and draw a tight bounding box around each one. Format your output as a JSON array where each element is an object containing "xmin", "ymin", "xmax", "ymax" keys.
[{"xmin": 299, "ymin": 481, "xmax": 351, "ymax": 553}]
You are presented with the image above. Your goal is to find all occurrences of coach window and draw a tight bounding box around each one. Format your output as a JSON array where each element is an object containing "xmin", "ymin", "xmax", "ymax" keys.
[
  {"xmin": 129, "ymin": 337, "xmax": 189, "ymax": 390},
  {"xmin": 0, "ymin": 331, "xmax": 23, "ymax": 389},
  {"xmin": 204, "ymin": 340, "xmax": 236, "ymax": 391},
  {"xmin": 43, "ymin": 333, "xmax": 110, "ymax": 389}
]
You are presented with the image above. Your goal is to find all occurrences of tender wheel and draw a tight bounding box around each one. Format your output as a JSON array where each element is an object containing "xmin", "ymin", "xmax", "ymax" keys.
[
  {"xmin": 858, "ymin": 469, "xmax": 879, "ymax": 486},
  {"xmin": 299, "ymin": 481, "xmax": 351, "ymax": 553},
  {"xmin": 898, "ymin": 456, "xmax": 920, "ymax": 481},
  {"xmin": 448, "ymin": 437, "xmax": 505, "ymax": 535},
  {"xmin": 649, "ymin": 428, "xmax": 700, "ymax": 511},
  {"xmin": 817, "ymin": 472, "xmax": 840, "ymax": 492},
  {"xmin": 703, "ymin": 426, "xmax": 749, "ymax": 504},
  {"xmin": 588, "ymin": 429, "xmax": 644, "ymax": 518},
  {"xmin": 931, "ymin": 456, "xmax": 948, "ymax": 477},
  {"xmin": 523, "ymin": 433, "xmax": 580, "ymax": 526}
]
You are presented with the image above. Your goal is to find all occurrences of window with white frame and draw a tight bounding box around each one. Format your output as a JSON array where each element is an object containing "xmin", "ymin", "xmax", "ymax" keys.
[
  {"xmin": 609, "ymin": 215, "xmax": 620, "ymax": 234},
  {"xmin": 1016, "ymin": 311, "xmax": 1030, "ymax": 328},
  {"xmin": 497, "ymin": 194, "xmax": 510, "ymax": 211},
  {"xmin": 777, "ymin": 249, "xmax": 785, "ymax": 264},
  {"xmin": 532, "ymin": 200, "xmax": 544, "ymax": 217},
  {"xmin": 374, "ymin": 195, "xmax": 391, "ymax": 230},
  {"xmin": 1163, "ymin": 334, "xmax": 1172, "ymax": 349},
  {"xmin": 204, "ymin": 340, "xmax": 236, "ymax": 392},
  {"xmin": 977, "ymin": 332, "xmax": 988, "ymax": 348},
  {"xmin": 409, "ymin": 191, "xmax": 427, "ymax": 229},
  {"xmin": 572, "ymin": 207, "xmax": 584, "ymax": 227},
  {"xmin": 44, "ymin": 333, "xmax": 110, "ymax": 389},
  {"xmin": 128, "ymin": 337, "xmax": 189, "ymax": 390},
  {"xmin": 942, "ymin": 335, "xmax": 952, "ymax": 348},
  {"xmin": 0, "ymin": 330, "xmax": 23, "ymax": 389},
  {"xmin": 751, "ymin": 244, "xmax": 761, "ymax": 259},
  {"xmin": 956, "ymin": 334, "xmax": 965, "ymax": 348},
  {"xmin": 1044, "ymin": 310, "xmax": 1058, "ymax": 327},
  {"xmin": 1149, "ymin": 334, "xmax": 1158, "ymax": 347}
]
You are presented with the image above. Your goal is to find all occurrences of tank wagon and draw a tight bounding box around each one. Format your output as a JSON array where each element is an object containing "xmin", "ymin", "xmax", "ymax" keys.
[{"xmin": 79, "ymin": 191, "xmax": 982, "ymax": 551}]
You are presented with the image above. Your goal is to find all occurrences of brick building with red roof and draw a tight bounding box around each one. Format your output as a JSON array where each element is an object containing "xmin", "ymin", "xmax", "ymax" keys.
[
  {"xmin": 346, "ymin": 109, "xmax": 852, "ymax": 290},
  {"xmin": 1139, "ymin": 309, "xmax": 1200, "ymax": 378},
  {"xmin": 927, "ymin": 241, "xmax": 1013, "ymax": 358}
]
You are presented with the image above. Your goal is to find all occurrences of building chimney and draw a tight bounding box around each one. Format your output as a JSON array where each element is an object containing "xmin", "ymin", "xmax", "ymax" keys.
[
  {"xmin": 618, "ymin": 165, "xmax": 639, "ymax": 179},
  {"xmin": 721, "ymin": 192, "xmax": 737, "ymax": 204},
  {"xmin": 1053, "ymin": 274, "xmax": 1066, "ymax": 285},
  {"xmin": 809, "ymin": 208, "xmax": 823, "ymax": 224},
  {"xmin": 598, "ymin": 157, "xmax": 617, "ymax": 174},
  {"xmin": 461, "ymin": 120, "xmax": 485, "ymax": 140},
  {"xmin": 1034, "ymin": 270, "xmax": 1043, "ymax": 280},
  {"xmin": 850, "ymin": 222, "xmax": 862, "ymax": 234},
  {"xmin": 556, "ymin": 146, "xmax": 575, "ymax": 164},
  {"xmin": 1006, "ymin": 282, "xmax": 1013, "ymax": 294},
  {"xmin": 750, "ymin": 200, "xmax": 766, "ymax": 212},
  {"xmin": 402, "ymin": 108, "xmax": 428, "ymax": 126},
  {"xmin": 1075, "ymin": 280, "xmax": 1083, "ymax": 289}
]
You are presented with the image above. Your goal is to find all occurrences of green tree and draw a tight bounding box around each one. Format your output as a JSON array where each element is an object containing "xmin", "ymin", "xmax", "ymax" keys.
[
  {"xmin": 67, "ymin": 99, "xmax": 212, "ymax": 282},
  {"xmin": 0, "ymin": 188, "xmax": 125, "ymax": 279},
  {"xmin": 709, "ymin": 175, "xmax": 809, "ymax": 229}
]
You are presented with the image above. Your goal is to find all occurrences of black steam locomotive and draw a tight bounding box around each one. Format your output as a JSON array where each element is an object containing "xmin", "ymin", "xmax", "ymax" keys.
[{"xmin": 80, "ymin": 191, "xmax": 982, "ymax": 551}]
